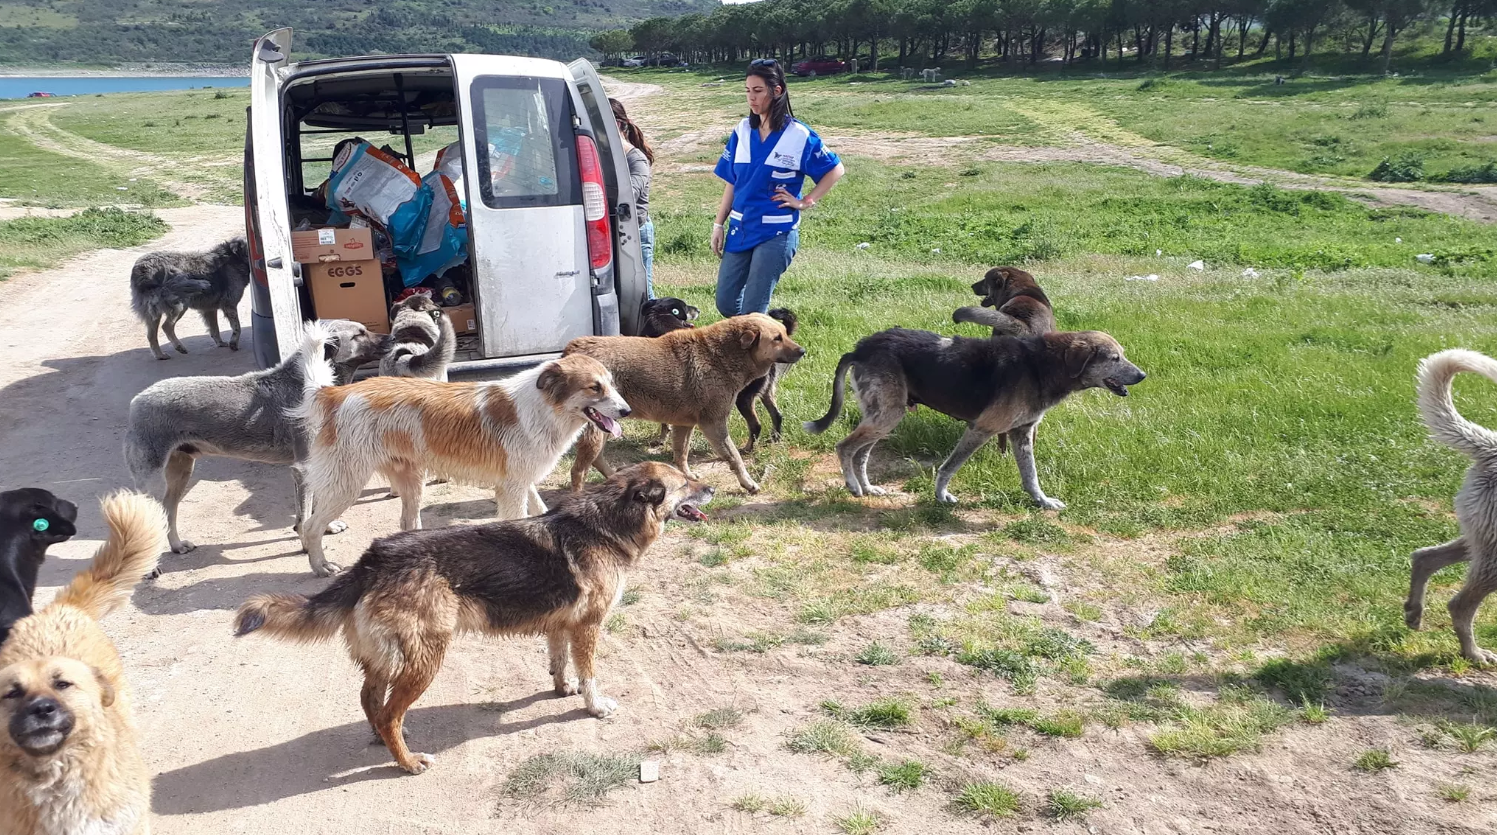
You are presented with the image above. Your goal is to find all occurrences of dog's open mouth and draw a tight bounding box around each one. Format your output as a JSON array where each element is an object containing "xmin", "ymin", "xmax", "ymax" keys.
[
  {"xmin": 676, "ymin": 503, "xmax": 708, "ymax": 522},
  {"xmin": 1103, "ymin": 379, "xmax": 1129, "ymax": 397},
  {"xmin": 584, "ymin": 407, "xmax": 624, "ymax": 438}
]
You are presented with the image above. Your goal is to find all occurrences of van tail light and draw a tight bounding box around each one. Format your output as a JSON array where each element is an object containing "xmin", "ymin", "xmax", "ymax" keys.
[{"xmin": 576, "ymin": 134, "xmax": 612, "ymax": 273}]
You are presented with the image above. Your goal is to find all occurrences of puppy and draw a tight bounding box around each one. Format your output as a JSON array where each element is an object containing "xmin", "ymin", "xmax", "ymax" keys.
[
  {"xmin": 1405, "ymin": 349, "xmax": 1497, "ymax": 664},
  {"xmin": 235, "ymin": 462, "xmax": 713, "ymax": 774},
  {"xmin": 125, "ymin": 319, "xmax": 390, "ymax": 559},
  {"xmin": 293, "ymin": 352, "xmax": 630, "ymax": 576},
  {"xmin": 0, "ymin": 491, "xmax": 167, "ymax": 835},
  {"xmin": 804, "ymin": 329, "xmax": 1145, "ymax": 508},
  {"xmin": 380, "ymin": 293, "xmax": 456, "ymax": 382},
  {"xmin": 0, "ymin": 489, "xmax": 78, "ymax": 647},
  {"xmin": 129, "ymin": 236, "xmax": 251, "ymax": 360},
  {"xmin": 952, "ymin": 266, "xmax": 1056, "ymax": 338},
  {"xmin": 736, "ymin": 307, "xmax": 799, "ymax": 453},
  {"xmin": 640, "ymin": 298, "xmax": 700, "ymax": 444},
  {"xmin": 565, "ymin": 313, "xmax": 806, "ymax": 494}
]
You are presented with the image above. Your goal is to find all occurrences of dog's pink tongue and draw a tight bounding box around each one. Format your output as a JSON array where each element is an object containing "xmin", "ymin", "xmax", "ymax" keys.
[
  {"xmin": 680, "ymin": 504, "xmax": 708, "ymax": 521},
  {"xmin": 601, "ymin": 415, "xmax": 623, "ymax": 438}
]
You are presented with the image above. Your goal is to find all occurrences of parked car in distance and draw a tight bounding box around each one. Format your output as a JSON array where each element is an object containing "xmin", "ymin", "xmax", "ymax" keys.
[
  {"xmin": 622, "ymin": 55, "xmax": 646, "ymax": 67},
  {"xmin": 792, "ymin": 56, "xmax": 845, "ymax": 77}
]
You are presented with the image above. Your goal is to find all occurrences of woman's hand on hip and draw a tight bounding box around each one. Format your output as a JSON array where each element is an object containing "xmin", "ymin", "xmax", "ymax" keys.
[
  {"xmin": 772, "ymin": 186, "xmax": 808, "ymax": 210},
  {"xmin": 711, "ymin": 223, "xmax": 726, "ymax": 258}
]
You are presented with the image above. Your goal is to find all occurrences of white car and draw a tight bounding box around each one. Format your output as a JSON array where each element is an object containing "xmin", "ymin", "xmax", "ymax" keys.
[
  {"xmin": 244, "ymin": 28, "xmax": 647, "ymax": 376},
  {"xmin": 622, "ymin": 56, "xmax": 646, "ymax": 68}
]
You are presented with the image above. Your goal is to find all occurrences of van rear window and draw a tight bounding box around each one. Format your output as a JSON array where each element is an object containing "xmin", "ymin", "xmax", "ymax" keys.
[{"xmin": 469, "ymin": 76, "xmax": 579, "ymax": 210}]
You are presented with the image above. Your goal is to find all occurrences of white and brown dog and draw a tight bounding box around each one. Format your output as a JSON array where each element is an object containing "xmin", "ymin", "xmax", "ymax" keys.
[{"xmin": 293, "ymin": 341, "xmax": 630, "ymax": 576}]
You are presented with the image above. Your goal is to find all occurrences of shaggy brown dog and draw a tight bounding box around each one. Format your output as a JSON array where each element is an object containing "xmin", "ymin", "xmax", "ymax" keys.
[
  {"xmin": 234, "ymin": 462, "xmax": 713, "ymax": 775},
  {"xmin": 952, "ymin": 266, "xmax": 1056, "ymax": 337},
  {"xmin": 0, "ymin": 492, "xmax": 167, "ymax": 835},
  {"xmin": 564, "ymin": 313, "xmax": 805, "ymax": 494}
]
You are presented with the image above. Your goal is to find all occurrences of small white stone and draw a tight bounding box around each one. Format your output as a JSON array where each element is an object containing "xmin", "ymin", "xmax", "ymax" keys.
[
  {"xmin": 1416, "ymin": 253, "xmax": 1435, "ymax": 263},
  {"xmin": 1187, "ymin": 260, "xmax": 1205, "ymax": 271},
  {"xmin": 855, "ymin": 242, "xmax": 870, "ymax": 250},
  {"xmin": 1242, "ymin": 268, "xmax": 1260, "ymax": 278},
  {"xmin": 639, "ymin": 760, "xmax": 660, "ymax": 783}
]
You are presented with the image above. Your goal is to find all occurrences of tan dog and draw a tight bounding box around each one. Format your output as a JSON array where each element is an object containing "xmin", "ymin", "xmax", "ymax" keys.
[
  {"xmin": 565, "ymin": 313, "xmax": 806, "ymax": 494},
  {"xmin": 235, "ymin": 462, "xmax": 713, "ymax": 775},
  {"xmin": 0, "ymin": 492, "xmax": 167, "ymax": 835},
  {"xmin": 293, "ymin": 350, "xmax": 630, "ymax": 576}
]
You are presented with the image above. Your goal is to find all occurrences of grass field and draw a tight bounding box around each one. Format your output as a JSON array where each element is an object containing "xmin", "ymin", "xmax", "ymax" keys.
[{"xmin": 4, "ymin": 64, "xmax": 1497, "ymax": 825}]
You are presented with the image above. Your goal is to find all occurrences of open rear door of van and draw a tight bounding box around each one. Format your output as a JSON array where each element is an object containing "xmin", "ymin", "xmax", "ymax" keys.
[
  {"xmin": 568, "ymin": 58, "xmax": 646, "ymax": 336},
  {"xmin": 248, "ymin": 28, "xmax": 303, "ymax": 363},
  {"xmin": 452, "ymin": 55, "xmax": 596, "ymax": 361}
]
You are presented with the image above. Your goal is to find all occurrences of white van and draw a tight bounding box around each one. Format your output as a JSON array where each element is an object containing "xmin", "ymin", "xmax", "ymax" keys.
[{"xmin": 243, "ymin": 28, "xmax": 647, "ymax": 376}]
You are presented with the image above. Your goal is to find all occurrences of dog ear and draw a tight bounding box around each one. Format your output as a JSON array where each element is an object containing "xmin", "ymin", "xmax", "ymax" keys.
[
  {"xmin": 536, "ymin": 365, "xmax": 561, "ymax": 392},
  {"xmin": 90, "ymin": 667, "xmax": 115, "ymax": 708},
  {"xmin": 1064, "ymin": 339, "xmax": 1098, "ymax": 378},
  {"xmin": 632, "ymin": 480, "xmax": 666, "ymax": 505},
  {"xmin": 323, "ymin": 339, "xmax": 341, "ymax": 365},
  {"xmin": 739, "ymin": 323, "xmax": 762, "ymax": 351}
]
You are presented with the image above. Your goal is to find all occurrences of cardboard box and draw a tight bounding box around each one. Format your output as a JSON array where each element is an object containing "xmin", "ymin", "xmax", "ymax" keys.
[
  {"xmin": 306, "ymin": 260, "xmax": 389, "ymax": 334},
  {"xmin": 292, "ymin": 227, "xmax": 375, "ymax": 263},
  {"xmin": 444, "ymin": 303, "xmax": 476, "ymax": 335}
]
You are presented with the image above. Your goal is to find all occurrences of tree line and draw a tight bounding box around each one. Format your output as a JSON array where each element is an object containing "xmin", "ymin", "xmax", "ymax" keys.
[{"xmin": 591, "ymin": 0, "xmax": 1495, "ymax": 75}]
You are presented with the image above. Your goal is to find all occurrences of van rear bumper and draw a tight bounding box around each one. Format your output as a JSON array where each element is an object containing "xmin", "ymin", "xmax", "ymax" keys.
[{"xmin": 446, "ymin": 351, "xmax": 562, "ymax": 380}]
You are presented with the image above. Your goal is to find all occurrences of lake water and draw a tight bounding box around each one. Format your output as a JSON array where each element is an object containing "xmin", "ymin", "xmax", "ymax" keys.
[{"xmin": 0, "ymin": 76, "xmax": 249, "ymax": 100}]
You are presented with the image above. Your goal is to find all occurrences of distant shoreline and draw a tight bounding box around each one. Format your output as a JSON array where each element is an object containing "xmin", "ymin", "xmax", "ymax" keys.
[{"xmin": 0, "ymin": 65, "xmax": 245, "ymax": 78}]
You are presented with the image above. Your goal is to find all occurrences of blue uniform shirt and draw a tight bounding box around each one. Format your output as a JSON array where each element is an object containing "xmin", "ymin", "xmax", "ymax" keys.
[{"xmin": 714, "ymin": 117, "xmax": 840, "ymax": 253}]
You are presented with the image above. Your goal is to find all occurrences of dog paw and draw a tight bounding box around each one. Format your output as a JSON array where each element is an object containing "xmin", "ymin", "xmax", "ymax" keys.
[
  {"xmin": 171, "ymin": 540, "xmax": 196, "ymax": 554},
  {"xmin": 1037, "ymin": 497, "xmax": 1066, "ymax": 511},
  {"xmin": 935, "ymin": 489, "xmax": 957, "ymax": 504},
  {"xmin": 312, "ymin": 561, "xmax": 343, "ymax": 578},
  {"xmin": 555, "ymin": 678, "xmax": 580, "ymax": 696},
  {"xmin": 155, "ymin": 353, "xmax": 171, "ymax": 361},
  {"xmin": 1403, "ymin": 604, "xmax": 1424, "ymax": 630},
  {"xmin": 175, "ymin": 345, "xmax": 188, "ymax": 354},
  {"xmin": 862, "ymin": 485, "xmax": 887, "ymax": 497},
  {"xmin": 741, "ymin": 480, "xmax": 761, "ymax": 494},
  {"xmin": 844, "ymin": 481, "xmax": 864, "ymax": 497},
  {"xmin": 1466, "ymin": 648, "xmax": 1497, "ymax": 666},
  {"xmin": 229, "ymin": 342, "xmax": 240, "ymax": 352},
  {"xmin": 400, "ymin": 753, "xmax": 436, "ymax": 775},
  {"xmin": 587, "ymin": 697, "xmax": 619, "ymax": 718},
  {"xmin": 325, "ymin": 520, "xmax": 349, "ymax": 535},
  {"xmin": 146, "ymin": 567, "xmax": 162, "ymax": 580}
]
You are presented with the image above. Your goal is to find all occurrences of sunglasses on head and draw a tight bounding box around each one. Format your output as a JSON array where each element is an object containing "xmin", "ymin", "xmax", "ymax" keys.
[{"xmin": 749, "ymin": 58, "xmax": 778, "ymax": 68}]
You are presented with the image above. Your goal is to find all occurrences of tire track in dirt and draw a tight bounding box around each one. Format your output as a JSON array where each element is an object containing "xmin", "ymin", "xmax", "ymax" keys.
[{"xmin": 5, "ymin": 103, "xmax": 211, "ymax": 201}]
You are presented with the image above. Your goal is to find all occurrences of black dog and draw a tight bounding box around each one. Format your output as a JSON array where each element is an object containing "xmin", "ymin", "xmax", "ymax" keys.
[
  {"xmin": 0, "ymin": 488, "xmax": 79, "ymax": 646},
  {"xmin": 640, "ymin": 297, "xmax": 700, "ymax": 338},
  {"xmin": 737, "ymin": 307, "xmax": 799, "ymax": 452}
]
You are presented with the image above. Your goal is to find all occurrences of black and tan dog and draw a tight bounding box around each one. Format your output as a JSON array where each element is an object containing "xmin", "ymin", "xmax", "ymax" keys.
[
  {"xmin": 952, "ymin": 266, "xmax": 1056, "ymax": 337},
  {"xmin": 0, "ymin": 488, "xmax": 78, "ymax": 647},
  {"xmin": 235, "ymin": 462, "xmax": 713, "ymax": 775},
  {"xmin": 804, "ymin": 329, "xmax": 1145, "ymax": 509},
  {"xmin": 737, "ymin": 308, "xmax": 799, "ymax": 453}
]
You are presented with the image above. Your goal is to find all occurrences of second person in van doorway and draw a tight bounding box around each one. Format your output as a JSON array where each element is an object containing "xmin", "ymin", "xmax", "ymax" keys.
[
  {"xmin": 712, "ymin": 58, "xmax": 845, "ymax": 317},
  {"xmin": 611, "ymin": 97, "xmax": 656, "ymax": 299}
]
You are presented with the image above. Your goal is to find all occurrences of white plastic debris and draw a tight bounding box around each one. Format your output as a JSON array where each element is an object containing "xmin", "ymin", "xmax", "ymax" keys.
[
  {"xmin": 116, "ymin": 186, "xmax": 128, "ymax": 191},
  {"xmin": 943, "ymin": 79, "xmax": 956, "ymax": 88},
  {"xmin": 1395, "ymin": 237, "xmax": 1402, "ymax": 243},
  {"xmin": 639, "ymin": 760, "xmax": 660, "ymax": 783},
  {"xmin": 855, "ymin": 242, "xmax": 871, "ymax": 250},
  {"xmin": 1242, "ymin": 268, "xmax": 1260, "ymax": 278},
  {"xmin": 931, "ymin": 248, "xmax": 941, "ymax": 254},
  {"xmin": 1125, "ymin": 274, "xmax": 1160, "ymax": 282},
  {"xmin": 1155, "ymin": 249, "xmax": 1163, "ymax": 257},
  {"xmin": 1187, "ymin": 260, "xmax": 1205, "ymax": 271},
  {"xmin": 1416, "ymin": 253, "xmax": 1435, "ymax": 264}
]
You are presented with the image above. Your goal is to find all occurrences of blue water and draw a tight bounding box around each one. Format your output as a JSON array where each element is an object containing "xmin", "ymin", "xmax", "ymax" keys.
[{"xmin": 0, "ymin": 76, "xmax": 249, "ymax": 100}]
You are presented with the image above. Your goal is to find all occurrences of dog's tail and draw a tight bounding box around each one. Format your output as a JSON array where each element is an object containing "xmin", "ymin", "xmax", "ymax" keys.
[
  {"xmin": 382, "ymin": 315, "xmax": 456, "ymax": 380},
  {"xmin": 233, "ymin": 573, "xmax": 362, "ymax": 643},
  {"xmin": 287, "ymin": 320, "xmax": 338, "ymax": 427},
  {"xmin": 803, "ymin": 352, "xmax": 856, "ymax": 435},
  {"xmin": 130, "ymin": 265, "xmax": 211, "ymax": 320},
  {"xmin": 768, "ymin": 307, "xmax": 798, "ymax": 336},
  {"xmin": 1416, "ymin": 349, "xmax": 1497, "ymax": 462},
  {"xmin": 51, "ymin": 491, "xmax": 167, "ymax": 621}
]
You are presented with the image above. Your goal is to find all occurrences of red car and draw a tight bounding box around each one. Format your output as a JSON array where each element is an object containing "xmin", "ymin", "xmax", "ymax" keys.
[
  {"xmin": 792, "ymin": 57, "xmax": 846, "ymax": 77},
  {"xmin": 26, "ymin": 92, "xmax": 56, "ymax": 98}
]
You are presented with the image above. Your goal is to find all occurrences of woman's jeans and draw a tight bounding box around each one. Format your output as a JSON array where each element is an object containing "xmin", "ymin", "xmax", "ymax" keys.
[
  {"xmin": 639, "ymin": 219, "xmax": 656, "ymax": 300},
  {"xmin": 715, "ymin": 230, "xmax": 798, "ymax": 317}
]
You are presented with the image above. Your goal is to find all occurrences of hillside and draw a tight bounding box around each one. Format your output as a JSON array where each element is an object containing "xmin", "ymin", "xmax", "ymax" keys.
[{"xmin": 0, "ymin": 0, "xmax": 715, "ymax": 66}]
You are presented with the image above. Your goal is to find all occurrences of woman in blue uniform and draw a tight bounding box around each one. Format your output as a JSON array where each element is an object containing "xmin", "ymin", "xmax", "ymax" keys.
[{"xmin": 711, "ymin": 58, "xmax": 845, "ymax": 317}]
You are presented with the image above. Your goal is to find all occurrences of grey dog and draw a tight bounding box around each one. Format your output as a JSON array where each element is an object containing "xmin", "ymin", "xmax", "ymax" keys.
[
  {"xmin": 380, "ymin": 294, "xmax": 456, "ymax": 381},
  {"xmin": 1406, "ymin": 349, "xmax": 1497, "ymax": 665},
  {"xmin": 123, "ymin": 319, "xmax": 390, "ymax": 561},
  {"xmin": 129, "ymin": 236, "xmax": 251, "ymax": 360}
]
